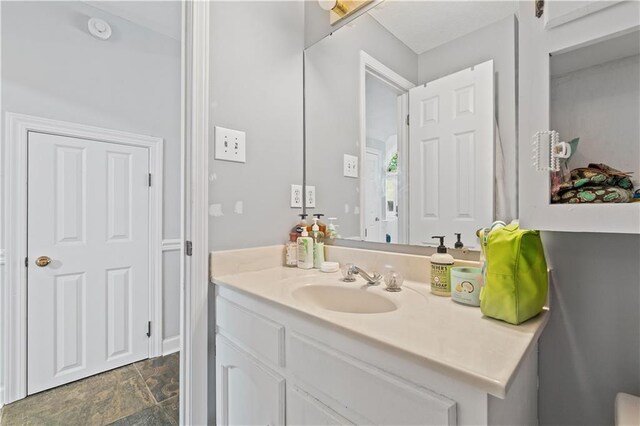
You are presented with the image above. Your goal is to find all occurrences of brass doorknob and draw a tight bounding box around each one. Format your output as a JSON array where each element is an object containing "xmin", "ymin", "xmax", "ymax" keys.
[{"xmin": 35, "ymin": 256, "xmax": 51, "ymax": 267}]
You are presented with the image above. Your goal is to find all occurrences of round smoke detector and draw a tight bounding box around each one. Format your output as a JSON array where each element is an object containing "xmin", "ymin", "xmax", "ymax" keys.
[{"xmin": 88, "ymin": 18, "xmax": 112, "ymax": 40}]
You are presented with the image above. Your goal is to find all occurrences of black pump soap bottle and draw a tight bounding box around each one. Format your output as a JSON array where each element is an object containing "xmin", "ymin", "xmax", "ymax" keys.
[
  {"xmin": 293, "ymin": 213, "xmax": 310, "ymax": 235},
  {"xmin": 430, "ymin": 236, "xmax": 454, "ymax": 296},
  {"xmin": 454, "ymin": 233, "xmax": 463, "ymax": 249}
]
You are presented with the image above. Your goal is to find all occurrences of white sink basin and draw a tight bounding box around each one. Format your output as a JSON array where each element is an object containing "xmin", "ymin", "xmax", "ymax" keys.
[{"xmin": 292, "ymin": 285, "xmax": 398, "ymax": 314}]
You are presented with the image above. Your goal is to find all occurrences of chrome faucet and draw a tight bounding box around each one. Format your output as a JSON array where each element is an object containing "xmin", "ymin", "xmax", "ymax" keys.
[{"xmin": 342, "ymin": 263, "xmax": 382, "ymax": 285}]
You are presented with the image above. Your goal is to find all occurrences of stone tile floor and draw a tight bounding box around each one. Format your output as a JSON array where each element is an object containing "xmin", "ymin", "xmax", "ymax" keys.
[{"xmin": 0, "ymin": 352, "xmax": 179, "ymax": 426}]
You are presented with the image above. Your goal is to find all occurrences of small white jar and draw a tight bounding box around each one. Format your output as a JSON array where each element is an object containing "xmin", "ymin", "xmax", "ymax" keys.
[{"xmin": 450, "ymin": 267, "xmax": 482, "ymax": 307}]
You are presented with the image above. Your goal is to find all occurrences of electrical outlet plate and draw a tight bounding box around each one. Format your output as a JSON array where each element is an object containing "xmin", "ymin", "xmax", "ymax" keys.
[
  {"xmin": 214, "ymin": 126, "xmax": 246, "ymax": 163},
  {"xmin": 344, "ymin": 154, "xmax": 358, "ymax": 178},
  {"xmin": 306, "ymin": 185, "xmax": 316, "ymax": 208},
  {"xmin": 291, "ymin": 184, "xmax": 303, "ymax": 208}
]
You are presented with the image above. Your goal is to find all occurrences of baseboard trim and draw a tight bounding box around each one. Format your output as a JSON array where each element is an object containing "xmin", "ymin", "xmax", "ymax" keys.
[{"xmin": 162, "ymin": 335, "xmax": 181, "ymax": 356}]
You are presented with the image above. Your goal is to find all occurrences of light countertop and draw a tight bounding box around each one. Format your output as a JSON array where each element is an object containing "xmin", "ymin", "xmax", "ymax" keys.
[{"xmin": 213, "ymin": 265, "xmax": 549, "ymax": 399}]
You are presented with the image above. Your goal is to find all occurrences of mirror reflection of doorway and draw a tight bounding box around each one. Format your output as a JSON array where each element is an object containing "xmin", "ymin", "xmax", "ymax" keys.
[{"xmin": 361, "ymin": 52, "xmax": 413, "ymax": 244}]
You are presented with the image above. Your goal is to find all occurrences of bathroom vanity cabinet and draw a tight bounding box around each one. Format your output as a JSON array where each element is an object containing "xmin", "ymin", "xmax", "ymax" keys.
[
  {"xmin": 214, "ymin": 279, "xmax": 543, "ymax": 426},
  {"xmin": 519, "ymin": 0, "xmax": 640, "ymax": 234}
]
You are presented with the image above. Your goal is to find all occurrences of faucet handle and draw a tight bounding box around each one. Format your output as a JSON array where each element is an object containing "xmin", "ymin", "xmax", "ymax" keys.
[
  {"xmin": 341, "ymin": 263, "xmax": 357, "ymax": 282},
  {"xmin": 384, "ymin": 269, "xmax": 404, "ymax": 292}
]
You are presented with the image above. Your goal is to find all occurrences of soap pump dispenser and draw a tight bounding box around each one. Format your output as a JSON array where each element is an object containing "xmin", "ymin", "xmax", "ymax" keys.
[
  {"xmin": 311, "ymin": 218, "xmax": 325, "ymax": 268},
  {"xmin": 293, "ymin": 213, "xmax": 310, "ymax": 234},
  {"xmin": 297, "ymin": 227, "xmax": 313, "ymax": 269},
  {"xmin": 430, "ymin": 236, "xmax": 454, "ymax": 296},
  {"xmin": 313, "ymin": 213, "xmax": 327, "ymax": 234},
  {"xmin": 326, "ymin": 218, "xmax": 340, "ymax": 244},
  {"xmin": 454, "ymin": 233, "xmax": 463, "ymax": 249}
]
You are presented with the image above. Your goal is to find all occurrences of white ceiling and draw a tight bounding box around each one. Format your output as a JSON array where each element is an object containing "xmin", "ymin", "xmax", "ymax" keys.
[
  {"xmin": 368, "ymin": 1, "xmax": 518, "ymax": 54},
  {"xmin": 85, "ymin": 1, "xmax": 182, "ymax": 40}
]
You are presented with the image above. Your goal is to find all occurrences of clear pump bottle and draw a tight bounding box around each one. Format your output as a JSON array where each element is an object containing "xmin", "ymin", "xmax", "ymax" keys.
[
  {"xmin": 325, "ymin": 217, "xmax": 339, "ymax": 244},
  {"xmin": 312, "ymin": 213, "xmax": 327, "ymax": 234},
  {"xmin": 311, "ymin": 218, "xmax": 325, "ymax": 268},
  {"xmin": 297, "ymin": 227, "xmax": 313, "ymax": 269},
  {"xmin": 284, "ymin": 232, "xmax": 298, "ymax": 267}
]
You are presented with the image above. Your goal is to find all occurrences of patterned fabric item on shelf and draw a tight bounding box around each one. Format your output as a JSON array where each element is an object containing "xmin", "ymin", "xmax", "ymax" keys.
[{"xmin": 551, "ymin": 163, "xmax": 634, "ymax": 204}]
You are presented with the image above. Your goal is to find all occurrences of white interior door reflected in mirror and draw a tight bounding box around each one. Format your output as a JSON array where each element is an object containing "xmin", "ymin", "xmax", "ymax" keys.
[
  {"xmin": 364, "ymin": 148, "xmax": 383, "ymax": 241},
  {"xmin": 408, "ymin": 60, "xmax": 494, "ymax": 249}
]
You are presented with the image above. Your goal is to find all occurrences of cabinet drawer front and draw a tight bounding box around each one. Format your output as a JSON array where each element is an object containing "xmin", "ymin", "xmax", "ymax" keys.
[
  {"xmin": 216, "ymin": 337, "xmax": 285, "ymax": 426},
  {"xmin": 287, "ymin": 385, "xmax": 355, "ymax": 426},
  {"xmin": 289, "ymin": 333, "xmax": 457, "ymax": 425},
  {"xmin": 216, "ymin": 296, "xmax": 285, "ymax": 368}
]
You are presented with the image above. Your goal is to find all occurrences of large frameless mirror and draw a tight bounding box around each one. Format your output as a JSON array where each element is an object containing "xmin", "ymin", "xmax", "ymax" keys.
[{"xmin": 304, "ymin": 1, "xmax": 519, "ymax": 250}]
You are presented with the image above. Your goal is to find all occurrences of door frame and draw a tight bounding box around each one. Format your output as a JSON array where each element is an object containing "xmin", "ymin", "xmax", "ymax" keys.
[
  {"xmin": 180, "ymin": 0, "xmax": 210, "ymax": 424},
  {"xmin": 2, "ymin": 112, "xmax": 164, "ymax": 403},
  {"xmin": 359, "ymin": 51, "xmax": 414, "ymax": 242}
]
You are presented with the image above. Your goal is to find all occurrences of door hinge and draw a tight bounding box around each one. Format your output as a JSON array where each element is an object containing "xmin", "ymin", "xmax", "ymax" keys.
[
  {"xmin": 406, "ymin": 114, "xmax": 410, "ymax": 126},
  {"xmin": 148, "ymin": 173, "xmax": 152, "ymax": 187},
  {"xmin": 535, "ymin": 0, "xmax": 544, "ymax": 18},
  {"xmin": 25, "ymin": 257, "xmax": 28, "ymax": 267},
  {"xmin": 146, "ymin": 321, "xmax": 151, "ymax": 337},
  {"xmin": 185, "ymin": 240, "xmax": 193, "ymax": 256}
]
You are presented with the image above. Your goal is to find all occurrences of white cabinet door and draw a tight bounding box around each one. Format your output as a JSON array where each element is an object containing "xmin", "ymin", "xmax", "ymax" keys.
[
  {"xmin": 518, "ymin": 1, "xmax": 640, "ymax": 233},
  {"xmin": 216, "ymin": 337, "xmax": 285, "ymax": 426},
  {"xmin": 409, "ymin": 60, "xmax": 494, "ymax": 248},
  {"xmin": 27, "ymin": 132, "xmax": 150, "ymax": 394},
  {"xmin": 287, "ymin": 386, "xmax": 354, "ymax": 426}
]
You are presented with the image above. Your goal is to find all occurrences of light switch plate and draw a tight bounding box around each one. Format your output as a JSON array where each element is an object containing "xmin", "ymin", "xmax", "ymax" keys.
[
  {"xmin": 344, "ymin": 154, "xmax": 358, "ymax": 178},
  {"xmin": 306, "ymin": 185, "xmax": 316, "ymax": 208},
  {"xmin": 214, "ymin": 126, "xmax": 246, "ymax": 163},
  {"xmin": 291, "ymin": 185, "xmax": 303, "ymax": 208}
]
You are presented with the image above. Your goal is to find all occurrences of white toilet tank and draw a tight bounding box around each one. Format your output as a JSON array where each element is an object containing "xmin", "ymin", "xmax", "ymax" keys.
[{"xmin": 615, "ymin": 393, "xmax": 640, "ymax": 426}]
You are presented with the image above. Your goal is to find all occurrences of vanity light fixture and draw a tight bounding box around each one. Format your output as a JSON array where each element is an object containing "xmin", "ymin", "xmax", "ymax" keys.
[
  {"xmin": 318, "ymin": 0, "xmax": 373, "ymax": 25},
  {"xmin": 319, "ymin": 0, "xmax": 349, "ymax": 15}
]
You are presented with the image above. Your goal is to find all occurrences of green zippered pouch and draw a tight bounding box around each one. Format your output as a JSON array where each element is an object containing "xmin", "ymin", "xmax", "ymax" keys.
[{"xmin": 480, "ymin": 224, "xmax": 548, "ymax": 325}]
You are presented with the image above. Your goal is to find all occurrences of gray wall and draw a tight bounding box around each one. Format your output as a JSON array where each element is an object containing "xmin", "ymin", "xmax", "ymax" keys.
[
  {"xmin": 207, "ymin": 3, "xmax": 305, "ymax": 421},
  {"xmin": 551, "ymin": 54, "xmax": 639, "ymax": 176},
  {"xmin": 540, "ymin": 232, "xmax": 640, "ymax": 425},
  {"xmin": 208, "ymin": 1, "xmax": 304, "ymax": 251},
  {"xmin": 305, "ymin": 13, "xmax": 418, "ymax": 238},
  {"xmin": 0, "ymin": 1, "xmax": 182, "ymax": 362},
  {"xmin": 417, "ymin": 15, "xmax": 518, "ymax": 222}
]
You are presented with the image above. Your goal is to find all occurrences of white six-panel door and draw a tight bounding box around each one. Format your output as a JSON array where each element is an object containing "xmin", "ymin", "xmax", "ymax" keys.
[
  {"xmin": 27, "ymin": 131, "xmax": 150, "ymax": 394},
  {"xmin": 409, "ymin": 60, "xmax": 494, "ymax": 248},
  {"xmin": 364, "ymin": 149, "xmax": 383, "ymax": 242}
]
